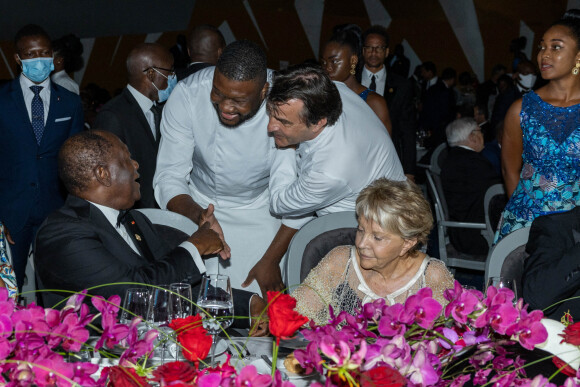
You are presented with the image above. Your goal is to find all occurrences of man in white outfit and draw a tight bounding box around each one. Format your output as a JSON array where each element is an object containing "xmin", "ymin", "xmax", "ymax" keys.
[
  {"xmin": 267, "ymin": 64, "xmax": 406, "ymax": 217},
  {"xmin": 154, "ymin": 41, "xmax": 298, "ymax": 297}
]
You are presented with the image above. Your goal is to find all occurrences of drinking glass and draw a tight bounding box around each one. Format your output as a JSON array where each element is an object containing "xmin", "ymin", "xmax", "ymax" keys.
[
  {"xmin": 485, "ymin": 276, "xmax": 518, "ymax": 302},
  {"xmin": 147, "ymin": 285, "xmax": 173, "ymax": 363},
  {"xmin": 196, "ymin": 274, "xmax": 234, "ymax": 366},
  {"xmin": 121, "ymin": 288, "xmax": 150, "ymax": 324},
  {"xmin": 169, "ymin": 282, "xmax": 193, "ymax": 319}
]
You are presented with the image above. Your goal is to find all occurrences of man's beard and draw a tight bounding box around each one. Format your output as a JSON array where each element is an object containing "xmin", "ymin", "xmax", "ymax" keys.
[{"xmin": 213, "ymin": 101, "xmax": 262, "ymax": 129}]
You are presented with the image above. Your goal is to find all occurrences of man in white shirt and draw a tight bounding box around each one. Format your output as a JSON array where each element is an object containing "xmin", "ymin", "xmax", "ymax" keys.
[
  {"xmin": 360, "ymin": 25, "xmax": 417, "ymax": 180},
  {"xmin": 95, "ymin": 43, "xmax": 176, "ymax": 209},
  {"xmin": 154, "ymin": 41, "xmax": 298, "ymax": 297},
  {"xmin": 267, "ymin": 65, "xmax": 406, "ymax": 226}
]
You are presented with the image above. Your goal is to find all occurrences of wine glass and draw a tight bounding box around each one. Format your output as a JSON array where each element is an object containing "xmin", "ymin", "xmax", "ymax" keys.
[
  {"xmin": 485, "ymin": 276, "xmax": 518, "ymax": 302},
  {"xmin": 196, "ymin": 274, "xmax": 234, "ymax": 366},
  {"xmin": 170, "ymin": 283, "xmax": 193, "ymax": 319},
  {"xmin": 121, "ymin": 288, "xmax": 150, "ymax": 324},
  {"xmin": 147, "ymin": 285, "xmax": 173, "ymax": 363}
]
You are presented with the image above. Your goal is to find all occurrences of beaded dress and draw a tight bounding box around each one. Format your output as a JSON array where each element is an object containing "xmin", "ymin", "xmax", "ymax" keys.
[
  {"xmin": 293, "ymin": 246, "xmax": 455, "ymax": 325},
  {"xmin": 495, "ymin": 91, "xmax": 580, "ymax": 242}
]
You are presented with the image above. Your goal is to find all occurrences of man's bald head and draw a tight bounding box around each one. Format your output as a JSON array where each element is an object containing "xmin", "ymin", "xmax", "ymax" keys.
[
  {"xmin": 125, "ymin": 43, "xmax": 174, "ymax": 101},
  {"xmin": 59, "ymin": 130, "xmax": 114, "ymax": 196},
  {"xmin": 187, "ymin": 25, "xmax": 226, "ymax": 65}
]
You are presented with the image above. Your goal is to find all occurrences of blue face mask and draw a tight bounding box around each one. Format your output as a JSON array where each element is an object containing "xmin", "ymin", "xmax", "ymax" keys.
[
  {"xmin": 151, "ymin": 68, "xmax": 177, "ymax": 103},
  {"xmin": 19, "ymin": 56, "xmax": 54, "ymax": 83}
]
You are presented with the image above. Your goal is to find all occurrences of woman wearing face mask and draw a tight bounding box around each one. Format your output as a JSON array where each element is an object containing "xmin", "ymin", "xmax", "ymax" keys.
[
  {"xmin": 320, "ymin": 24, "xmax": 392, "ymax": 135},
  {"xmin": 495, "ymin": 9, "xmax": 580, "ymax": 242}
]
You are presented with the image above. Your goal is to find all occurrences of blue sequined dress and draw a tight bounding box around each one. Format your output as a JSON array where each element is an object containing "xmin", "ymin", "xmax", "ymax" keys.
[{"xmin": 495, "ymin": 91, "xmax": 580, "ymax": 242}]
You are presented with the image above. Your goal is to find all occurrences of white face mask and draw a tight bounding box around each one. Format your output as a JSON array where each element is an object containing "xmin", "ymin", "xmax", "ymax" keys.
[{"xmin": 518, "ymin": 73, "xmax": 537, "ymax": 90}]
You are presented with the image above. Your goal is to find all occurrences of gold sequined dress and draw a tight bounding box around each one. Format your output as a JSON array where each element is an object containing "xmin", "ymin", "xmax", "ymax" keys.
[{"xmin": 293, "ymin": 245, "xmax": 455, "ymax": 325}]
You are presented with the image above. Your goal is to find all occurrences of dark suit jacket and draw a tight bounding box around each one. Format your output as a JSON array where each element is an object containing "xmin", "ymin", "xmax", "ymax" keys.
[
  {"xmin": 0, "ymin": 78, "xmax": 83, "ymax": 233},
  {"xmin": 383, "ymin": 72, "xmax": 417, "ymax": 175},
  {"xmin": 35, "ymin": 195, "xmax": 253, "ymax": 326},
  {"xmin": 420, "ymin": 80, "xmax": 455, "ymax": 150},
  {"xmin": 387, "ymin": 54, "xmax": 410, "ymax": 78},
  {"xmin": 94, "ymin": 88, "xmax": 159, "ymax": 209},
  {"xmin": 523, "ymin": 207, "xmax": 580, "ymax": 320},
  {"xmin": 176, "ymin": 62, "xmax": 212, "ymax": 81},
  {"xmin": 441, "ymin": 146, "xmax": 501, "ymax": 254}
]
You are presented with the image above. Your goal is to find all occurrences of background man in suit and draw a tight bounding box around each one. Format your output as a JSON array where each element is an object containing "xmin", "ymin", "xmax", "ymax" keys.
[
  {"xmin": 95, "ymin": 43, "xmax": 176, "ymax": 209},
  {"xmin": 440, "ymin": 118, "xmax": 500, "ymax": 255},
  {"xmin": 35, "ymin": 130, "xmax": 266, "ymax": 331},
  {"xmin": 176, "ymin": 25, "xmax": 225, "ymax": 81},
  {"xmin": 523, "ymin": 207, "xmax": 580, "ymax": 320},
  {"xmin": 419, "ymin": 61, "xmax": 456, "ymax": 150},
  {"xmin": 360, "ymin": 25, "xmax": 417, "ymax": 180},
  {"xmin": 0, "ymin": 24, "xmax": 83, "ymax": 289}
]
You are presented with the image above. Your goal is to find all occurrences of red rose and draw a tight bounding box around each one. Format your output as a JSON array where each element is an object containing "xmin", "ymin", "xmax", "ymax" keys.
[
  {"xmin": 152, "ymin": 361, "xmax": 197, "ymax": 384},
  {"xmin": 169, "ymin": 314, "xmax": 204, "ymax": 335},
  {"xmin": 360, "ymin": 366, "xmax": 406, "ymax": 387},
  {"xmin": 560, "ymin": 322, "xmax": 580, "ymax": 345},
  {"xmin": 552, "ymin": 356, "xmax": 577, "ymax": 377},
  {"xmin": 178, "ymin": 329, "xmax": 213, "ymax": 364},
  {"xmin": 106, "ymin": 366, "xmax": 148, "ymax": 387},
  {"xmin": 267, "ymin": 291, "xmax": 309, "ymax": 344}
]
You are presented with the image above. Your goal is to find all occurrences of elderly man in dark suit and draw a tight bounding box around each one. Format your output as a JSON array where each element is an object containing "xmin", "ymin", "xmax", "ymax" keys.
[
  {"xmin": 523, "ymin": 207, "xmax": 580, "ymax": 320},
  {"xmin": 94, "ymin": 43, "xmax": 176, "ymax": 209},
  {"xmin": 0, "ymin": 24, "xmax": 83, "ymax": 289},
  {"xmin": 35, "ymin": 130, "xmax": 266, "ymax": 331},
  {"xmin": 441, "ymin": 118, "xmax": 501, "ymax": 255}
]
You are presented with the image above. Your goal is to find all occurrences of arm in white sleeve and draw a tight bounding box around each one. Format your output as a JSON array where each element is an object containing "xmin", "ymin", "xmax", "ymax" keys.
[
  {"xmin": 153, "ymin": 83, "xmax": 196, "ymax": 209},
  {"xmin": 178, "ymin": 241, "xmax": 207, "ymax": 274},
  {"xmin": 269, "ymin": 157, "xmax": 352, "ymax": 217}
]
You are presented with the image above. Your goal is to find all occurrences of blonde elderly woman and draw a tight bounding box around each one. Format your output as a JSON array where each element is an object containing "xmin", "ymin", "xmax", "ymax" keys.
[{"xmin": 293, "ymin": 178, "xmax": 454, "ymax": 324}]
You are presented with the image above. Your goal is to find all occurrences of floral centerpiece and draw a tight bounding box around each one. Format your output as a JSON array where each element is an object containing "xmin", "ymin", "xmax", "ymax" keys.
[
  {"xmin": 292, "ymin": 281, "xmax": 580, "ymax": 387},
  {"xmin": 2, "ymin": 281, "xmax": 580, "ymax": 386},
  {"xmin": 0, "ymin": 287, "xmax": 294, "ymax": 386}
]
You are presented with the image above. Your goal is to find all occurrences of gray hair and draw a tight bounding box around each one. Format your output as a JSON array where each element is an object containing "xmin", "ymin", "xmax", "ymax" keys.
[
  {"xmin": 355, "ymin": 178, "xmax": 433, "ymax": 254},
  {"xmin": 446, "ymin": 117, "xmax": 478, "ymax": 146}
]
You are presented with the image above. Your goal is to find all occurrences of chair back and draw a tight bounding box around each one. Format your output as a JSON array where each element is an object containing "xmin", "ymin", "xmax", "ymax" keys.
[
  {"xmin": 285, "ymin": 211, "xmax": 357, "ymax": 293},
  {"xmin": 425, "ymin": 170, "xmax": 487, "ymax": 272},
  {"xmin": 135, "ymin": 208, "xmax": 198, "ymax": 249},
  {"xmin": 430, "ymin": 142, "xmax": 449, "ymax": 175},
  {"xmin": 300, "ymin": 228, "xmax": 356, "ymax": 282},
  {"xmin": 482, "ymin": 184, "xmax": 507, "ymax": 245},
  {"xmin": 485, "ymin": 227, "xmax": 531, "ymax": 296}
]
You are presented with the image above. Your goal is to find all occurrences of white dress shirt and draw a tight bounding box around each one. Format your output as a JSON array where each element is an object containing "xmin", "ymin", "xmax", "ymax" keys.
[
  {"xmin": 127, "ymin": 84, "xmax": 157, "ymax": 139},
  {"xmin": 20, "ymin": 74, "xmax": 51, "ymax": 125},
  {"xmin": 89, "ymin": 201, "xmax": 206, "ymax": 274},
  {"xmin": 361, "ymin": 66, "xmax": 387, "ymax": 96},
  {"xmin": 154, "ymin": 67, "xmax": 296, "ymax": 292},
  {"xmin": 51, "ymin": 70, "xmax": 80, "ymax": 95},
  {"xmin": 269, "ymin": 82, "xmax": 406, "ymax": 217}
]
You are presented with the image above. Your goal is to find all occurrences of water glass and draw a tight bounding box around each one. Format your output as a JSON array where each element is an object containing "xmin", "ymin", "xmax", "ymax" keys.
[
  {"xmin": 169, "ymin": 282, "xmax": 193, "ymax": 319},
  {"xmin": 147, "ymin": 285, "xmax": 173, "ymax": 363},
  {"xmin": 121, "ymin": 288, "xmax": 150, "ymax": 324},
  {"xmin": 197, "ymin": 274, "xmax": 234, "ymax": 366},
  {"xmin": 485, "ymin": 276, "xmax": 518, "ymax": 301}
]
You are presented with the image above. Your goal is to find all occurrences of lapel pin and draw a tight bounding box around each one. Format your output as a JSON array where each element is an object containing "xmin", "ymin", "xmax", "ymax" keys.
[{"xmin": 135, "ymin": 234, "xmax": 142, "ymax": 241}]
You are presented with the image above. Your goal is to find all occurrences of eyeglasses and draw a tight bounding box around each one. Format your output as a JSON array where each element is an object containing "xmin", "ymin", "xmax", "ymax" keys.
[
  {"xmin": 143, "ymin": 66, "xmax": 175, "ymax": 77},
  {"xmin": 471, "ymin": 129, "xmax": 483, "ymax": 134},
  {"xmin": 363, "ymin": 46, "xmax": 387, "ymax": 53}
]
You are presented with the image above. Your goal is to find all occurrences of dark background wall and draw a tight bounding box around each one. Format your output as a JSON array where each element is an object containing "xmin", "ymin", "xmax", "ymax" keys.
[{"xmin": 0, "ymin": 0, "xmax": 572, "ymax": 94}]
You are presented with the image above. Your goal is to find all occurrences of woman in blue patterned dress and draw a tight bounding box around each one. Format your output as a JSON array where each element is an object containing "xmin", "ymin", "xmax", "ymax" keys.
[{"xmin": 496, "ymin": 10, "xmax": 580, "ymax": 242}]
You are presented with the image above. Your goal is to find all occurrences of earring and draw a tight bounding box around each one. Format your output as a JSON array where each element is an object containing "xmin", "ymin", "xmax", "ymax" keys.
[
  {"xmin": 350, "ymin": 63, "xmax": 356, "ymax": 75},
  {"xmin": 573, "ymin": 62, "xmax": 580, "ymax": 75}
]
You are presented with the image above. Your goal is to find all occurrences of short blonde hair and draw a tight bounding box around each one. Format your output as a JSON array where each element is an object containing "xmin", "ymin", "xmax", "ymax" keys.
[{"xmin": 355, "ymin": 178, "xmax": 433, "ymax": 253}]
